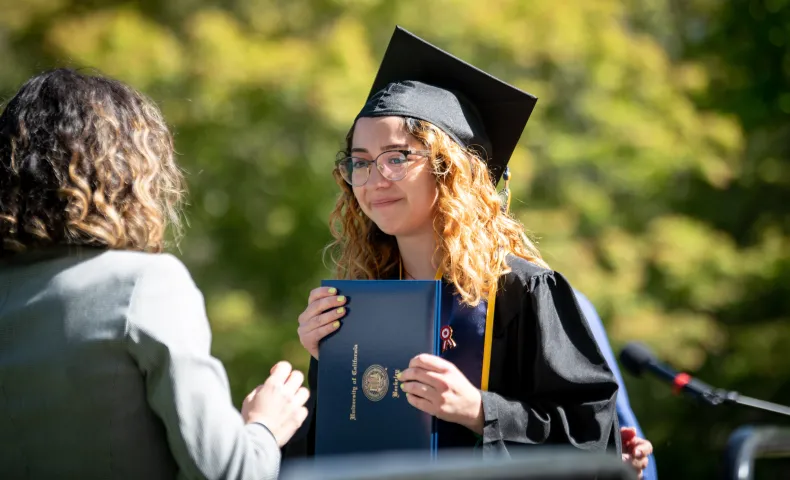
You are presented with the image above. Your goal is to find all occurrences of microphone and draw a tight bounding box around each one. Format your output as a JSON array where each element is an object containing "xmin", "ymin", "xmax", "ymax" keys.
[
  {"xmin": 620, "ymin": 342, "xmax": 721, "ymax": 404},
  {"xmin": 620, "ymin": 342, "xmax": 790, "ymax": 416}
]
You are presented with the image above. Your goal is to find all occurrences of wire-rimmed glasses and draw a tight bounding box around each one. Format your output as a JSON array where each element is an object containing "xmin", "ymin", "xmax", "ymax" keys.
[{"xmin": 335, "ymin": 149, "xmax": 431, "ymax": 187}]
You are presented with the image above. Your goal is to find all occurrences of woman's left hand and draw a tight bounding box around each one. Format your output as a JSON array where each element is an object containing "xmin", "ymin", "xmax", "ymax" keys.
[
  {"xmin": 621, "ymin": 427, "xmax": 653, "ymax": 479},
  {"xmin": 398, "ymin": 354, "xmax": 484, "ymax": 434}
]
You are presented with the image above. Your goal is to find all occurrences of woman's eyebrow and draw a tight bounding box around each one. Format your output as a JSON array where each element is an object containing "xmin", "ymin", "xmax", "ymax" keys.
[{"xmin": 350, "ymin": 143, "xmax": 410, "ymax": 154}]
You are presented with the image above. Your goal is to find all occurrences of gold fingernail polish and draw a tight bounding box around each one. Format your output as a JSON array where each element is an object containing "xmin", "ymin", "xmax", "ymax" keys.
[
  {"xmin": 395, "ymin": 372, "xmax": 401, "ymax": 380},
  {"xmin": 337, "ymin": 307, "xmax": 345, "ymax": 314},
  {"xmin": 328, "ymin": 287, "xmax": 337, "ymax": 294},
  {"xmin": 332, "ymin": 321, "xmax": 340, "ymax": 328},
  {"xmin": 337, "ymin": 296, "xmax": 346, "ymax": 302}
]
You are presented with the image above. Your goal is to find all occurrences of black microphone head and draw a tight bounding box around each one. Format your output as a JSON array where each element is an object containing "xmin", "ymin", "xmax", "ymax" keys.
[{"xmin": 619, "ymin": 342, "xmax": 656, "ymax": 377}]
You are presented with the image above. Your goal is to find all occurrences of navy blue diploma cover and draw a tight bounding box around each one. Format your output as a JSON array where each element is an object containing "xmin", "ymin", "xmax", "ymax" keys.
[{"xmin": 315, "ymin": 280, "xmax": 442, "ymax": 457}]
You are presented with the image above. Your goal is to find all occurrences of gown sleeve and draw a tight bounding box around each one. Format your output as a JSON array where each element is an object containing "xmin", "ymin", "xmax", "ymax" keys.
[{"xmin": 480, "ymin": 269, "xmax": 621, "ymax": 455}]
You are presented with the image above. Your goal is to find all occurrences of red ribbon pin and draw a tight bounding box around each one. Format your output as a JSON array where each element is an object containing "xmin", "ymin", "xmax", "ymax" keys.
[{"xmin": 440, "ymin": 325, "xmax": 457, "ymax": 352}]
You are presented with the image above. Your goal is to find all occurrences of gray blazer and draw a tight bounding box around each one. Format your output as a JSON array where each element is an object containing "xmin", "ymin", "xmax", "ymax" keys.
[{"xmin": 0, "ymin": 247, "xmax": 280, "ymax": 479}]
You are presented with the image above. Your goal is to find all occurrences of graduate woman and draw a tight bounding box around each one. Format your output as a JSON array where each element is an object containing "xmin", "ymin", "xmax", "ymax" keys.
[{"xmin": 288, "ymin": 27, "xmax": 621, "ymax": 457}]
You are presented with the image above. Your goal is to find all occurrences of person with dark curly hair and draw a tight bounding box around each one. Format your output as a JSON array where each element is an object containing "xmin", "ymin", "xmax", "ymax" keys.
[{"xmin": 0, "ymin": 68, "xmax": 307, "ymax": 479}]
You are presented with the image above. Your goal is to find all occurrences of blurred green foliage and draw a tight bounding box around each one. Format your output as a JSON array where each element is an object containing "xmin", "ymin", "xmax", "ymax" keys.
[{"xmin": 1, "ymin": 0, "xmax": 788, "ymax": 477}]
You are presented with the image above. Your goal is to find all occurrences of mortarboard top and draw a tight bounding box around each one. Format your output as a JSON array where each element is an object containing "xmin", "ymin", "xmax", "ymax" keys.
[{"xmin": 355, "ymin": 26, "xmax": 537, "ymax": 185}]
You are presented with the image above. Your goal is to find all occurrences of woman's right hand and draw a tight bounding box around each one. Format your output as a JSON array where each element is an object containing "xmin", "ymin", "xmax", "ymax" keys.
[
  {"xmin": 297, "ymin": 286, "xmax": 347, "ymax": 359},
  {"xmin": 242, "ymin": 361, "xmax": 310, "ymax": 447}
]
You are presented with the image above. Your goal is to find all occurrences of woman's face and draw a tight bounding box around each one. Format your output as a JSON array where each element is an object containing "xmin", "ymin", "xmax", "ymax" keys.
[{"xmin": 349, "ymin": 116, "xmax": 438, "ymax": 237}]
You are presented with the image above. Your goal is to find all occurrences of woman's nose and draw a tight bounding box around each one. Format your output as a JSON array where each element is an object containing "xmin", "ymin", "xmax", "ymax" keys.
[{"xmin": 367, "ymin": 161, "xmax": 392, "ymax": 187}]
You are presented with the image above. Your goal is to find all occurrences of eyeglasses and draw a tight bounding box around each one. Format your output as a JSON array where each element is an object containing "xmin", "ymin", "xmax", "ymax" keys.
[{"xmin": 335, "ymin": 149, "xmax": 431, "ymax": 187}]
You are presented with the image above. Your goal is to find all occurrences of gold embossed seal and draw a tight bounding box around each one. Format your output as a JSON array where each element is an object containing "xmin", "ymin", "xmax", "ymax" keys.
[{"xmin": 362, "ymin": 364, "xmax": 389, "ymax": 402}]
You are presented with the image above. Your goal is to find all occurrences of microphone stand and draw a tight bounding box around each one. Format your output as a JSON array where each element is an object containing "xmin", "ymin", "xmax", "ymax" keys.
[
  {"xmin": 621, "ymin": 343, "xmax": 790, "ymax": 418},
  {"xmin": 700, "ymin": 388, "xmax": 790, "ymax": 417}
]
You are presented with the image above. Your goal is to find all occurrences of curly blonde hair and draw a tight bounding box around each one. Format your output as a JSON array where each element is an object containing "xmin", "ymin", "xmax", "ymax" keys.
[
  {"xmin": 0, "ymin": 68, "xmax": 184, "ymax": 256},
  {"xmin": 325, "ymin": 118, "xmax": 548, "ymax": 307}
]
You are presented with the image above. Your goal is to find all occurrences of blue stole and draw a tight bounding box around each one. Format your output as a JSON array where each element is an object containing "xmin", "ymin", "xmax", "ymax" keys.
[{"xmin": 437, "ymin": 282, "xmax": 489, "ymax": 449}]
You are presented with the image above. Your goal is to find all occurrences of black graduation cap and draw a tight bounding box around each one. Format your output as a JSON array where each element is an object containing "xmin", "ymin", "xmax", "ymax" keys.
[{"xmin": 355, "ymin": 26, "xmax": 537, "ymax": 184}]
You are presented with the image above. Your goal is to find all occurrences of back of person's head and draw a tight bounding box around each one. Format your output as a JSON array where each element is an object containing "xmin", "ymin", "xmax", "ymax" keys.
[{"xmin": 0, "ymin": 68, "xmax": 183, "ymax": 257}]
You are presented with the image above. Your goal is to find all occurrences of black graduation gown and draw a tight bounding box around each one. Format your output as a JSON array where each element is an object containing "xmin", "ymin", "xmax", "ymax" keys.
[{"xmin": 283, "ymin": 255, "xmax": 621, "ymax": 457}]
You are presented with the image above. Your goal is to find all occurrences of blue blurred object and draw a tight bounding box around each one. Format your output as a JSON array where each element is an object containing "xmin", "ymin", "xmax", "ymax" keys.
[
  {"xmin": 723, "ymin": 425, "xmax": 790, "ymax": 480},
  {"xmin": 574, "ymin": 290, "xmax": 658, "ymax": 480}
]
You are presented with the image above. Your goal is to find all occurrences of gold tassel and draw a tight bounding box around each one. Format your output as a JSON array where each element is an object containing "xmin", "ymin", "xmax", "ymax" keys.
[{"xmin": 502, "ymin": 166, "xmax": 511, "ymax": 214}]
